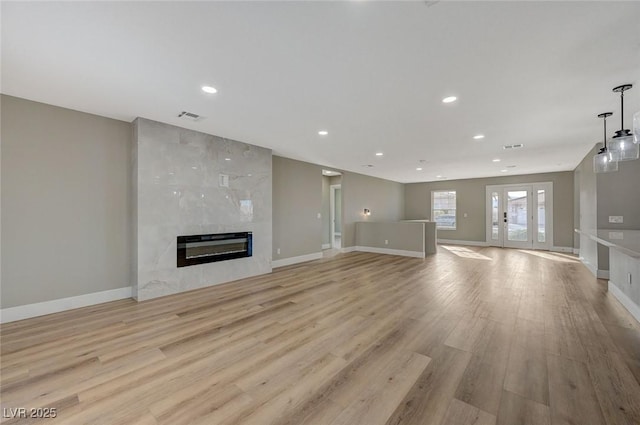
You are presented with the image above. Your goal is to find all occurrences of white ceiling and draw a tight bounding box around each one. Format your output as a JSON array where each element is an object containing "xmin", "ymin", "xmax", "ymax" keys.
[{"xmin": 2, "ymin": 1, "xmax": 639, "ymax": 183}]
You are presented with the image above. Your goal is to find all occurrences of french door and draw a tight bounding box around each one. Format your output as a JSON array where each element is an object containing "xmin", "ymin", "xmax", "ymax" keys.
[{"xmin": 486, "ymin": 182, "xmax": 553, "ymax": 250}]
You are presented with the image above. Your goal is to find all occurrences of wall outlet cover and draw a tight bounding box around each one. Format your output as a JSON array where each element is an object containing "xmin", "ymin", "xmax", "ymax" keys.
[{"xmin": 608, "ymin": 216, "xmax": 623, "ymax": 223}]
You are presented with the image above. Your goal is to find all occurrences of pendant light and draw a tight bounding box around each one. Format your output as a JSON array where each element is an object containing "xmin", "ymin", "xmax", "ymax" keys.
[
  {"xmin": 608, "ymin": 84, "xmax": 639, "ymax": 161},
  {"xmin": 593, "ymin": 112, "xmax": 618, "ymax": 173}
]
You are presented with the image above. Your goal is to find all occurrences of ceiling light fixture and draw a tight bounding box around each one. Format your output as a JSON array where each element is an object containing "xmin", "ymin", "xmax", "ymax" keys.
[
  {"xmin": 416, "ymin": 167, "xmax": 423, "ymax": 171},
  {"xmin": 442, "ymin": 96, "xmax": 457, "ymax": 104},
  {"xmin": 593, "ymin": 112, "xmax": 618, "ymax": 173},
  {"xmin": 375, "ymin": 152, "xmax": 383, "ymax": 156},
  {"xmin": 473, "ymin": 134, "xmax": 485, "ymax": 140},
  {"xmin": 492, "ymin": 158, "xmax": 501, "ymax": 162},
  {"xmin": 500, "ymin": 169, "xmax": 508, "ymax": 173},
  {"xmin": 318, "ymin": 130, "xmax": 329, "ymax": 136},
  {"xmin": 202, "ymin": 86, "xmax": 217, "ymax": 94},
  {"xmin": 608, "ymin": 84, "xmax": 639, "ymax": 161}
]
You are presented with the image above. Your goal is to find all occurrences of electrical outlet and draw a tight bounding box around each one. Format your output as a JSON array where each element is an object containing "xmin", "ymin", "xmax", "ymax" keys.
[
  {"xmin": 277, "ymin": 248, "xmax": 281, "ymax": 255},
  {"xmin": 609, "ymin": 216, "xmax": 623, "ymax": 223},
  {"xmin": 317, "ymin": 213, "xmax": 321, "ymax": 219},
  {"xmin": 384, "ymin": 240, "xmax": 389, "ymax": 245},
  {"xmin": 463, "ymin": 213, "xmax": 468, "ymax": 218}
]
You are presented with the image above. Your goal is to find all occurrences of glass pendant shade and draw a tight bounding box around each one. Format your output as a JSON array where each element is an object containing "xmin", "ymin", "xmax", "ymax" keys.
[
  {"xmin": 634, "ymin": 111, "xmax": 640, "ymax": 143},
  {"xmin": 593, "ymin": 149, "xmax": 618, "ymax": 173},
  {"xmin": 609, "ymin": 133, "xmax": 639, "ymax": 161}
]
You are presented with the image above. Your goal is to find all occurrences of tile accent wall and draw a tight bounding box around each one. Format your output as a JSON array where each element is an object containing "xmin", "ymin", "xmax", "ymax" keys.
[{"xmin": 132, "ymin": 118, "xmax": 272, "ymax": 300}]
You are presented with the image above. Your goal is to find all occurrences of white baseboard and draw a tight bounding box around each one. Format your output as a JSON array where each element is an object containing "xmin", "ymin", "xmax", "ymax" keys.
[
  {"xmin": 551, "ymin": 246, "xmax": 574, "ymax": 253},
  {"xmin": 0, "ymin": 286, "xmax": 133, "ymax": 324},
  {"xmin": 354, "ymin": 246, "xmax": 425, "ymax": 258},
  {"xmin": 608, "ymin": 281, "xmax": 640, "ymax": 323},
  {"xmin": 341, "ymin": 246, "xmax": 357, "ymax": 253},
  {"xmin": 321, "ymin": 244, "xmax": 331, "ymax": 250},
  {"xmin": 437, "ymin": 239, "xmax": 489, "ymax": 247},
  {"xmin": 597, "ymin": 269, "xmax": 610, "ymax": 280},
  {"xmin": 272, "ymin": 252, "xmax": 323, "ymax": 268}
]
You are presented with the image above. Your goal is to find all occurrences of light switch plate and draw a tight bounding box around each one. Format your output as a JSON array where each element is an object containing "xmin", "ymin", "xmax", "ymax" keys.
[
  {"xmin": 609, "ymin": 216, "xmax": 623, "ymax": 223},
  {"xmin": 219, "ymin": 174, "xmax": 229, "ymax": 187}
]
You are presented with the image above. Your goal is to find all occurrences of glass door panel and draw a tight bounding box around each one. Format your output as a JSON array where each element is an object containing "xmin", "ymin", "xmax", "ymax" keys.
[
  {"xmin": 507, "ymin": 190, "xmax": 528, "ymax": 242},
  {"xmin": 491, "ymin": 191, "xmax": 499, "ymax": 241},
  {"xmin": 537, "ymin": 189, "xmax": 546, "ymax": 243}
]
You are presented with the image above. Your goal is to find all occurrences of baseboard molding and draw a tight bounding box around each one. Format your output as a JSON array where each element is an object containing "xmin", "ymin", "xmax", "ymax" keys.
[
  {"xmin": 597, "ymin": 269, "xmax": 610, "ymax": 280},
  {"xmin": 550, "ymin": 246, "xmax": 574, "ymax": 253},
  {"xmin": 0, "ymin": 286, "xmax": 133, "ymax": 324},
  {"xmin": 321, "ymin": 243, "xmax": 331, "ymax": 250},
  {"xmin": 578, "ymin": 256, "xmax": 610, "ymax": 279},
  {"xmin": 608, "ymin": 281, "xmax": 640, "ymax": 324},
  {"xmin": 573, "ymin": 248, "xmax": 579, "ymax": 255},
  {"xmin": 354, "ymin": 246, "xmax": 425, "ymax": 258},
  {"xmin": 341, "ymin": 246, "xmax": 357, "ymax": 253},
  {"xmin": 272, "ymin": 252, "xmax": 323, "ymax": 268},
  {"xmin": 437, "ymin": 239, "xmax": 489, "ymax": 247}
]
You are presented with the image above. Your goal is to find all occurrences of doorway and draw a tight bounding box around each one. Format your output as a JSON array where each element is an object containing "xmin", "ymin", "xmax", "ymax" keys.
[
  {"xmin": 330, "ymin": 184, "xmax": 342, "ymax": 249},
  {"xmin": 486, "ymin": 182, "xmax": 553, "ymax": 250}
]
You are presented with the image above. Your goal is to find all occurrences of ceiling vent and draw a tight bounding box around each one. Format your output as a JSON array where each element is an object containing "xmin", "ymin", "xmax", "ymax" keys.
[
  {"xmin": 178, "ymin": 111, "xmax": 202, "ymax": 122},
  {"xmin": 503, "ymin": 143, "xmax": 524, "ymax": 150}
]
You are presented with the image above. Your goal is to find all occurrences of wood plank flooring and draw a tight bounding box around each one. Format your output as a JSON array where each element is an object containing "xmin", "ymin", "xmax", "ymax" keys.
[{"xmin": 1, "ymin": 247, "xmax": 640, "ymax": 425}]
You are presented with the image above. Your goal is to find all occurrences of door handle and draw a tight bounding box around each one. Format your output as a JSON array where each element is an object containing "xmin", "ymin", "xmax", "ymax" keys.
[{"xmin": 503, "ymin": 212, "xmax": 507, "ymax": 223}]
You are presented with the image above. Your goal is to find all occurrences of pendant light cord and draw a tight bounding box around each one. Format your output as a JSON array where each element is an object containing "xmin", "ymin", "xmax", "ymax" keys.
[
  {"xmin": 604, "ymin": 115, "xmax": 607, "ymax": 149},
  {"xmin": 620, "ymin": 90, "xmax": 624, "ymax": 130}
]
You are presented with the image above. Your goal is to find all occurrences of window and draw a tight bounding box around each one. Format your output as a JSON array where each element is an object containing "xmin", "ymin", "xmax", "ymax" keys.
[{"xmin": 432, "ymin": 190, "xmax": 457, "ymax": 230}]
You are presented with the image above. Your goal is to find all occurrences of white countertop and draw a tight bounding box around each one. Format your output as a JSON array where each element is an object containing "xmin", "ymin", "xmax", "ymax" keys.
[{"xmin": 575, "ymin": 228, "xmax": 640, "ymax": 259}]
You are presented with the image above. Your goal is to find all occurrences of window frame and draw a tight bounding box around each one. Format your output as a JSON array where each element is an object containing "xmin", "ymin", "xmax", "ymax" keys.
[{"xmin": 431, "ymin": 190, "xmax": 457, "ymax": 231}]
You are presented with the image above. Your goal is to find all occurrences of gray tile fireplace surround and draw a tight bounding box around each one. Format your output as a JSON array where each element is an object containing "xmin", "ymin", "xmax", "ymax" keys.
[{"xmin": 132, "ymin": 118, "xmax": 272, "ymax": 301}]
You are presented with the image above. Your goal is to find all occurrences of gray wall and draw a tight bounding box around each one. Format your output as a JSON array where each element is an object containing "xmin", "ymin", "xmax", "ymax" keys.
[
  {"xmin": 355, "ymin": 221, "xmax": 425, "ymax": 253},
  {"xmin": 405, "ymin": 171, "xmax": 575, "ymax": 248},
  {"xmin": 574, "ymin": 143, "xmax": 640, "ymax": 273},
  {"xmin": 272, "ymin": 156, "xmax": 323, "ymax": 260},
  {"xmin": 1, "ymin": 95, "xmax": 132, "ymax": 308},
  {"xmin": 341, "ymin": 171, "xmax": 404, "ymax": 247},
  {"xmin": 597, "ymin": 154, "xmax": 640, "ymax": 229}
]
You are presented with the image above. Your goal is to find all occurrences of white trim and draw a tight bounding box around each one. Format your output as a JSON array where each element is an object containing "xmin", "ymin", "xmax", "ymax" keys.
[
  {"xmin": 272, "ymin": 252, "xmax": 323, "ymax": 268},
  {"xmin": 579, "ymin": 256, "xmax": 598, "ymax": 277},
  {"xmin": 597, "ymin": 269, "xmax": 610, "ymax": 280},
  {"xmin": 0, "ymin": 287, "xmax": 133, "ymax": 324},
  {"xmin": 608, "ymin": 281, "xmax": 640, "ymax": 324},
  {"xmin": 322, "ymin": 243, "xmax": 331, "ymax": 250},
  {"xmin": 438, "ymin": 239, "xmax": 489, "ymax": 247},
  {"xmin": 341, "ymin": 246, "xmax": 357, "ymax": 253},
  {"xmin": 354, "ymin": 246, "xmax": 425, "ymax": 258},
  {"xmin": 573, "ymin": 248, "xmax": 579, "ymax": 255},
  {"xmin": 550, "ymin": 246, "xmax": 574, "ymax": 253}
]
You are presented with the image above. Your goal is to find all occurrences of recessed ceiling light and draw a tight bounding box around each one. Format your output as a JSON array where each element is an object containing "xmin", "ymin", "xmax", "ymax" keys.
[
  {"xmin": 473, "ymin": 134, "xmax": 485, "ymax": 140},
  {"xmin": 202, "ymin": 86, "xmax": 217, "ymax": 94},
  {"xmin": 225, "ymin": 158, "xmax": 231, "ymax": 161},
  {"xmin": 375, "ymin": 152, "xmax": 383, "ymax": 156},
  {"xmin": 318, "ymin": 130, "xmax": 329, "ymax": 136},
  {"xmin": 501, "ymin": 169, "xmax": 508, "ymax": 172},
  {"xmin": 442, "ymin": 96, "xmax": 457, "ymax": 103},
  {"xmin": 416, "ymin": 167, "xmax": 423, "ymax": 171},
  {"xmin": 492, "ymin": 158, "xmax": 501, "ymax": 162}
]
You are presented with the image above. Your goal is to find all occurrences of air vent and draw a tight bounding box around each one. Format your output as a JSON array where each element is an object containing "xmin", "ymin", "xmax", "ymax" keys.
[
  {"xmin": 178, "ymin": 111, "xmax": 202, "ymax": 122},
  {"xmin": 503, "ymin": 143, "xmax": 524, "ymax": 150},
  {"xmin": 361, "ymin": 164, "xmax": 374, "ymax": 168}
]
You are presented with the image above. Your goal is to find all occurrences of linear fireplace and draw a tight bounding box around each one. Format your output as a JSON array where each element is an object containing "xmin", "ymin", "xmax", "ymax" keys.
[{"xmin": 177, "ymin": 232, "xmax": 252, "ymax": 267}]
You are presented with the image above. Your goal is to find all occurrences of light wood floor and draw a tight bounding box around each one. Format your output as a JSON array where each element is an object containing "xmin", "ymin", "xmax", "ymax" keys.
[{"xmin": 1, "ymin": 247, "xmax": 640, "ymax": 425}]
